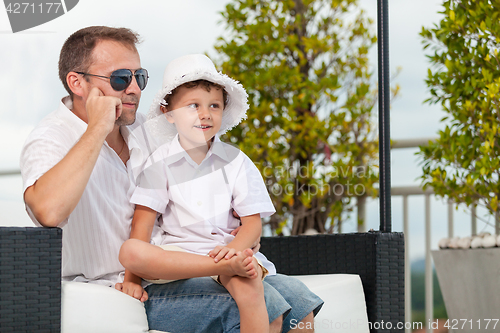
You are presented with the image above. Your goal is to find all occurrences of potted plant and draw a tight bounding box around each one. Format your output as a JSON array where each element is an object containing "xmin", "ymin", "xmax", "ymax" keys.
[{"xmin": 418, "ymin": 0, "xmax": 500, "ymax": 329}]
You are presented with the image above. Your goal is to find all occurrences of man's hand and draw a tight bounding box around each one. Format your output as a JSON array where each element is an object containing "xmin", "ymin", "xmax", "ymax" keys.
[
  {"xmin": 208, "ymin": 245, "xmax": 237, "ymax": 263},
  {"xmin": 22, "ymin": 87, "xmax": 124, "ymax": 227},
  {"xmin": 115, "ymin": 281, "xmax": 148, "ymax": 302},
  {"xmin": 86, "ymin": 87, "xmax": 122, "ymax": 136}
]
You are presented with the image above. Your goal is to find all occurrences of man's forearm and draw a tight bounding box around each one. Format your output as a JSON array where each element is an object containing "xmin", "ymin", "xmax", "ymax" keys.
[{"xmin": 24, "ymin": 126, "xmax": 108, "ymax": 227}]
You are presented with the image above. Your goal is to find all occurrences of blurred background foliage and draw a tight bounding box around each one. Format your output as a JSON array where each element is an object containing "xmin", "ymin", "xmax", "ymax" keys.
[
  {"xmin": 419, "ymin": 0, "xmax": 500, "ymax": 222},
  {"xmin": 214, "ymin": 0, "xmax": 392, "ymax": 235}
]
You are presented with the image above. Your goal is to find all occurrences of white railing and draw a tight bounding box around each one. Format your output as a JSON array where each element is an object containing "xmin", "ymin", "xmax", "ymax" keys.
[
  {"xmin": 354, "ymin": 137, "xmax": 438, "ymax": 332},
  {"xmin": 353, "ymin": 137, "xmax": 437, "ymax": 332},
  {"xmin": 0, "ymin": 170, "xmax": 20, "ymax": 176},
  {"xmin": 392, "ymin": 185, "xmax": 434, "ymax": 333},
  {"xmin": 390, "ymin": 138, "xmax": 437, "ymax": 333},
  {"xmin": 384, "ymin": 138, "xmax": 499, "ymax": 333}
]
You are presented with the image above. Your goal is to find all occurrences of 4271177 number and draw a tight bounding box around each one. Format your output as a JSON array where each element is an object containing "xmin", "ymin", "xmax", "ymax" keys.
[
  {"xmin": 6, "ymin": 2, "xmax": 62, "ymax": 14},
  {"xmin": 444, "ymin": 319, "xmax": 499, "ymax": 330}
]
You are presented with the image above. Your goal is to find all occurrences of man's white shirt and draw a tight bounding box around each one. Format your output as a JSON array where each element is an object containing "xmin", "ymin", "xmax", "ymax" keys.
[
  {"xmin": 20, "ymin": 97, "xmax": 155, "ymax": 287},
  {"xmin": 131, "ymin": 134, "xmax": 277, "ymax": 275}
]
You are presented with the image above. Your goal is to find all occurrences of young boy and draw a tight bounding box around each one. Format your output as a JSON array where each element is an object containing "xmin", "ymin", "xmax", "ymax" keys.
[{"xmin": 119, "ymin": 54, "xmax": 278, "ymax": 333}]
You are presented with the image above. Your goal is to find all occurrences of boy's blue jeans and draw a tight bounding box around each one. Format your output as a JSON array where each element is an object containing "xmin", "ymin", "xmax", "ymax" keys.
[{"xmin": 144, "ymin": 274, "xmax": 324, "ymax": 333}]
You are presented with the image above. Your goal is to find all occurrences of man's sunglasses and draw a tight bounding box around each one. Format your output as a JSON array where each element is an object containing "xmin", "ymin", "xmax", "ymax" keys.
[{"xmin": 76, "ymin": 68, "xmax": 149, "ymax": 91}]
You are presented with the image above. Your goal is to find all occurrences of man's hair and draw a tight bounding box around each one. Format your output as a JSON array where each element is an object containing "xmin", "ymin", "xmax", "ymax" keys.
[
  {"xmin": 58, "ymin": 26, "xmax": 141, "ymax": 97},
  {"xmin": 164, "ymin": 80, "xmax": 229, "ymax": 110}
]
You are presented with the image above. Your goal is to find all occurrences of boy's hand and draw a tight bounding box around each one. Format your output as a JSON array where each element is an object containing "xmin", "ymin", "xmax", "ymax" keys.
[
  {"xmin": 208, "ymin": 245, "xmax": 237, "ymax": 263},
  {"xmin": 115, "ymin": 281, "xmax": 148, "ymax": 302}
]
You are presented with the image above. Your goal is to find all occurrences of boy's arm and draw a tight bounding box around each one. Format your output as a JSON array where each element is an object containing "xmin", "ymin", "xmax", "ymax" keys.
[
  {"xmin": 209, "ymin": 213, "xmax": 262, "ymax": 262},
  {"xmin": 230, "ymin": 211, "xmax": 261, "ymax": 252},
  {"xmin": 116, "ymin": 205, "xmax": 157, "ymax": 302}
]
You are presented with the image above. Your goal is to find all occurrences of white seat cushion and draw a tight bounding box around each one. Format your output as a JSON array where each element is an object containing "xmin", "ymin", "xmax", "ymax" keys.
[
  {"xmin": 293, "ymin": 274, "xmax": 369, "ymax": 333},
  {"xmin": 61, "ymin": 274, "xmax": 368, "ymax": 333},
  {"xmin": 61, "ymin": 281, "xmax": 151, "ymax": 333}
]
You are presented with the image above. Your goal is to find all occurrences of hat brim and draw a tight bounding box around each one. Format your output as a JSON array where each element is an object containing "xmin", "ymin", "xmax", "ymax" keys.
[{"xmin": 147, "ymin": 70, "xmax": 248, "ymax": 145}]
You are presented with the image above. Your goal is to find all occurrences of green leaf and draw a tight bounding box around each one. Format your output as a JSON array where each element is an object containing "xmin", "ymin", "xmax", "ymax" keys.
[{"xmin": 419, "ymin": 0, "xmax": 500, "ymax": 219}]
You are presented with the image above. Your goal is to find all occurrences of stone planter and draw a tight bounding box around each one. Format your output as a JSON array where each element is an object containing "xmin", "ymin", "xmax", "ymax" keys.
[{"xmin": 432, "ymin": 248, "xmax": 500, "ymax": 332}]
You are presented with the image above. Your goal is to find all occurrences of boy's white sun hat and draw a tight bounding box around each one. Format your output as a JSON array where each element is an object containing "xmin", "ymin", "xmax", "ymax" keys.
[{"xmin": 146, "ymin": 54, "xmax": 249, "ymax": 144}]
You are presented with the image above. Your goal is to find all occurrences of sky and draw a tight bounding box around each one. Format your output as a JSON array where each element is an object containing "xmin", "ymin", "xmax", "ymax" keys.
[{"xmin": 0, "ymin": 0, "xmax": 496, "ymax": 260}]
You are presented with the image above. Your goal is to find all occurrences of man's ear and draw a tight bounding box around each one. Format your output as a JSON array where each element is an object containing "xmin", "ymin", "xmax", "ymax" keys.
[{"xmin": 66, "ymin": 72, "xmax": 86, "ymax": 97}]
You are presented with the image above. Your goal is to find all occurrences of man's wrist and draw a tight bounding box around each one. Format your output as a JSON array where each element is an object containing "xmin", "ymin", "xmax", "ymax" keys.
[{"xmin": 84, "ymin": 123, "xmax": 111, "ymax": 142}]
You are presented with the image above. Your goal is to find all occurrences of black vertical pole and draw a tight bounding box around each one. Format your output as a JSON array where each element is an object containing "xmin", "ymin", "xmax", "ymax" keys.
[{"xmin": 378, "ymin": 0, "xmax": 392, "ymax": 232}]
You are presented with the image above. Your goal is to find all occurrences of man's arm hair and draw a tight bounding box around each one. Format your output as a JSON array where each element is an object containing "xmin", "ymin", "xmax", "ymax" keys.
[
  {"xmin": 24, "ymin": 124, "xmax": 109, "ymax": 227},
  {"xmin": 24, "ymin": 88, "xmax": 121, "ymax": 227}
]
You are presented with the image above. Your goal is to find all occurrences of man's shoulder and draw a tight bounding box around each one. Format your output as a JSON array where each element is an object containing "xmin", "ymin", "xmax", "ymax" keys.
[
  {"xmin": 138, "ymin": 140, "xmax": 173, "ymax": 174},
  {"xmin": 26, "ymin": 106, "xmax": 79, "ymax": 144},
  {"xmin": 126, "ymin": 112, "xmax": 165, "ymax": 154}
]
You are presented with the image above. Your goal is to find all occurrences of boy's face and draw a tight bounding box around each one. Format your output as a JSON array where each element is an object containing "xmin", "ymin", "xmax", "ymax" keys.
[{"xmin": 164, "ymin": 85, "xmax": 224, "ymax": 149}]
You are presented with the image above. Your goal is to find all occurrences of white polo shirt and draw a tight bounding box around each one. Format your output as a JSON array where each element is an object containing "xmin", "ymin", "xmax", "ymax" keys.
[
  {"xmin": 20, "ymin": 96, "xmax": 155, "ymax": 287},
  {"xmin": 131, "ymin": 134, "xmax": 277, "ymax": 275}
]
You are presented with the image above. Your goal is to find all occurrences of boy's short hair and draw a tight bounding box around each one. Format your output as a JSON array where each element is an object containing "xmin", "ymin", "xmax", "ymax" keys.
[
  {"xmin": 164, "ymin": 80, "xmax": 229, "ymax": 111},
  {"xmin": 59, "ymin": 26, "xmax": 141, "ymax": 97}
]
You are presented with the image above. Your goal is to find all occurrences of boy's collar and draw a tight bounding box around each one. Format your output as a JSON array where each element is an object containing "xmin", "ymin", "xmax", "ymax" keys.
[
  {"xmin": 166, "ymin": 134, "xmax": 231, "ymax": 166},
  {"xmin": 210, "ymin": 136, "xmax": 230, "ymax": 162}
]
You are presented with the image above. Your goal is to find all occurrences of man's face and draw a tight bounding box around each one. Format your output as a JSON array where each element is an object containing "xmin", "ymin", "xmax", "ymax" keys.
[{"xmin": 83, "ymin": 40, "xmax": 142, "ymax": 126}]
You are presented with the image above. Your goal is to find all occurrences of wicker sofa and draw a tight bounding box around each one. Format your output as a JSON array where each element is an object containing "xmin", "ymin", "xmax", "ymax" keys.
[{"xmin": 0, "ymin": 227, "xmax": 404, "ymax": 333}]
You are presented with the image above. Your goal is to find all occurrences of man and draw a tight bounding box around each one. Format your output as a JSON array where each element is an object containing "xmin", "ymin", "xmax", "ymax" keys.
[{"xmin": 20, "ymin": 26, "xmax": 321, "ymax": 332}]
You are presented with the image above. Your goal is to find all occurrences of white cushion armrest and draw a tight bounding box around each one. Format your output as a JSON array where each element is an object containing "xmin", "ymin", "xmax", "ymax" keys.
[
  {"xmin": 61, "ymin": 281, "xmax": 151, "ymax": 333},
  {"xmin": 292, "ymin": 274, "xmax": 369, "ymax": 333}
]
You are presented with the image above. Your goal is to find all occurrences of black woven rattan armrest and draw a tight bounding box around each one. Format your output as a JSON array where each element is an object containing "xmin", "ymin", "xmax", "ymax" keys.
[
  {"xmin": 261, "ymin": 232, "xmax": 405, "ymax": 333},
  {"xmin": 0, "ymin": 227, "xmax": 62, "ymax": 333}
]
